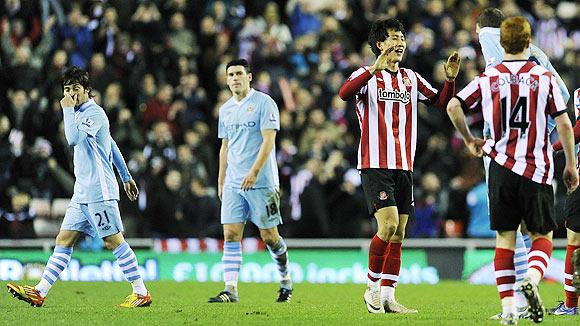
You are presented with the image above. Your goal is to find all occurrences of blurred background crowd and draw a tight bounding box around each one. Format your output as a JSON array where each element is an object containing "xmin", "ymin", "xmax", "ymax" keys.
[{"xmin": 0, "ymin": 0, "xmax": 578, "ymax": 240}]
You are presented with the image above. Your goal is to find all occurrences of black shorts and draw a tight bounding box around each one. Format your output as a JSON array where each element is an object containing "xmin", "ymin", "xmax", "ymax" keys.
[
  {"xmin": 564, "ymin": 187, "xmax": 580, "ymax": 232},
  {"xmin": 360, "ymin": 168, "xmax": 413, "ymax": 216},
  {"xmin": 488, "ymin": 160, "xmax": 556, "ymax": 233}
]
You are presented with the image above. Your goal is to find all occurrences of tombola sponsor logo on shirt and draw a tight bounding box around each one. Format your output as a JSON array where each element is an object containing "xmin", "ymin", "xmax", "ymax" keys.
[{"xmin": 378, "ymin": 88, "xmax": 411, "ymax": 104}]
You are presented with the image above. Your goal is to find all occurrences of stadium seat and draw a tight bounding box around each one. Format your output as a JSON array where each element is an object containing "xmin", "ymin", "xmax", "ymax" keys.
[
  {"xmin": 29, "ymin": 198, "xmax": 51, "ymax": 218},
  {"xmin": 51, "ymin": 198, "xmax": 70, "ymax": 220}
]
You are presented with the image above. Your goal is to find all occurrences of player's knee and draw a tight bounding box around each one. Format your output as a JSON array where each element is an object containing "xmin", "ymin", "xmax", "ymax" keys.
[
  {"xmin": 55, "ymin": 232, "xmax": 76, "ymax": 247},
  {"xmin": 377, "ymin": 221, "xmax": 397, "ymax": 240}
]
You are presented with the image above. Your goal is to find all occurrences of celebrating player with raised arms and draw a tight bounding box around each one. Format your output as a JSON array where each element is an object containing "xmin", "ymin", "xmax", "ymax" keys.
[
  {"xmin": 447, "ymin": 16, "xmax": 578, "ymax": 324},
  {"xmin": 7, "ymin": 67, "xmax": 151, "ymax": 308},
  {"xmin": 339, "ymin": 18, "xmax": 460, "ymax": 314}
]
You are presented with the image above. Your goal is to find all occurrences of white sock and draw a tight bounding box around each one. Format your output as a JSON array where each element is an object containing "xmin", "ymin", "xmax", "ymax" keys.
[
  {"xmin": 35, "ymin": 278, "xmax": 51, "ymax": 297},
  {"xmin": 527, "ymin": 268, "xmax": 542, "ymax": 286},
  {"xmin": 381, "ymin": 286, "xmax": 395, "ymax": 304},
  {"xmin": 131, "ymin": 278, "xmax": 147, "ymax": 296},
  {"xmin": 514, "ymin": 290, "xmax": 527, "ymax": 309},
  {"xmin": 367, "ymin": 279, "xmax": 379, "ymax": 288},
  {"xmin": 501, "ymin": 296, "xmax": 516, "ymax": 316}
]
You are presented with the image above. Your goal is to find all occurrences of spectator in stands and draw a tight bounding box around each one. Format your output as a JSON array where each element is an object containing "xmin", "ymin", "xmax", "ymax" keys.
[
  {"xmin": 0, "ymin": 192, "xmax": 36, "ymax": 239},
  {"xmin": 184, "ymin": 177, "xmax": 220, "ymax": 238},
  {"xmin": 411, "ymin": 173, "xmax": 442, "ymax": 238},
  {"xmin": 59, "ymin": 6, "xmax": 93, "ymax": 69},
  {"xmin": 146, "ymin": 169, "xmax": 186, "ymax": 238}
]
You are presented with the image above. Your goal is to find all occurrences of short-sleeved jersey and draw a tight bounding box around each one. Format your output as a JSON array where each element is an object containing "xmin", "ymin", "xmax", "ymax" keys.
[
  {"xmin": 456, "ymin": 61, "xmax": 567, "ymax": 185},
  {"xmin": 218, "ymin": 89, "xmax": 280, "ymax": 188},
  {"xmin": 69, "ymin": 99, "xmax": 120, "ymax": 203},
  {"xmin": 347, "ymin": 66, "xmax": 439, "ymax": 171}
]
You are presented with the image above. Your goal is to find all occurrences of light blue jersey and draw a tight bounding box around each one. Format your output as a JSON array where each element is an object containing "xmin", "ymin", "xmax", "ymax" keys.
[
  {"xmin": 478, "ymin": 27, "xmax": 570, "ymax": 137},
  {"xmin": 62, "ymin": 99, "xmax": 132, "ymax": 204},
  {"xmin": 218, "ymin": 89, "xmax": 280, "ymax": 188}
]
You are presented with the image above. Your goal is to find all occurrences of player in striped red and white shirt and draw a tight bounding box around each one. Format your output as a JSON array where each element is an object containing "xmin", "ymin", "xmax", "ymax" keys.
[
  {"xmin": 447, "ymin": 16, "xmax": 578, "ymax": 324},
  {"xmin": 339, "ymin": 18, "xmax": 461, "ymax": 314}
]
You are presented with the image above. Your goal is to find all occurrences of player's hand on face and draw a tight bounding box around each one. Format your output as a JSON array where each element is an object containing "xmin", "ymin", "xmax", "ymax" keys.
[
  {"xmin": 371, "ymin": 47, "xmax": 396, "ymax": 73},
  {"xmin": 563, "ymin": 165, "xmax": 579, "ymax": 194},
  {"xmin": 444, "ymin": 51, "xmax": 461, "ymax": 80},
  {"xmin": 465, "ymin": 138, "xmax": 485, "ymax": 157},
  {"xmin": 60, "ymin": 93, "xmax": 77, "ymax": 108},
  {"xmin": 124, "ymin": 180, "xmax": 139, "ymax": 201},
  {"xmin": 241, "ymin": 171, "xmax": 258, "ymax": 191}
]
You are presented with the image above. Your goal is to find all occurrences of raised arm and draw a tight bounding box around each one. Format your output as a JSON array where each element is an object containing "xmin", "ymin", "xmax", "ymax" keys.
[
  {"xmin": 61, "ymin": 94, "xmax": 88, "ymax": 146},
  {"xmin": 339, "ymin": 68, "xmax": 373, "ymax": 100}
]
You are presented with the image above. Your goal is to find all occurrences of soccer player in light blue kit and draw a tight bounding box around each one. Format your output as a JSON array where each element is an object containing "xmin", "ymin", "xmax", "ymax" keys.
[
  {"xmin": 208, "ymin": 59, "xmax": 292, "ymax": 303},
  {"xmin": 6, "ymin": 67, "xmax": 151, "ymax": 308},
  {"xmin": 475, "ymin": 8, "xmax": 570, "ymax": 319}
]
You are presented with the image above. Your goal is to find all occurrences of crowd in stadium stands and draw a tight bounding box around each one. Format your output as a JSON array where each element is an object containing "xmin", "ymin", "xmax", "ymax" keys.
[{"xmin": 0, "ymin": 0, "xmax": 578, "ymax": 240}]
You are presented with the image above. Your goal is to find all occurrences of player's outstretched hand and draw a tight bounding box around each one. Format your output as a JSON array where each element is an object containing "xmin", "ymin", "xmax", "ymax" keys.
[
  {"xmin": 370, "ymin": 47, "xmax": 396, "ymax": 73},
  {"xmin": 563, "ymin": 164, "xmax": 579, "ymax": 194},
  {"xmin": 444, "ymin": 51, "xmax": 461, "ymax": 80},
  {"xmin": 465, "ymin": 138, "xmax": 485, "ymax": 157},
  {"xmin": 124, "ymin": 180, "xmax": 139, "ymax": 201},
  {"xmin": 60, "ymin": 93, "xmax": 77, "ymax": 108},
  {"xmin": 241, "ymin": 171, "xmax": 258, "ymax": 191}
]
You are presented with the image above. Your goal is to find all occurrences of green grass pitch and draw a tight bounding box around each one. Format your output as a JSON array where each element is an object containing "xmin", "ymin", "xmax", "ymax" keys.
[{"xmin": 0, "ymin": 281, "xmax": 578, "ymax": 325}]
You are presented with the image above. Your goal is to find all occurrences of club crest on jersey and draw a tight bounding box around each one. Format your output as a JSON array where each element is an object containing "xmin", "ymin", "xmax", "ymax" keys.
[
  {"xmin": 247, "ymin": 105, "xmax": 255, "ymax": 112},
  {"xmin": 402, "ymin": 77, "xmax": 412, "ymax": 86},
  {"xmin": 81, "ymin": 117, "xmax": 94, "ymax": 127},
  {"xmin": 378, "ymin": 191, "xmax": 389, "ymax": 201},
  {"xmin": 378, "ymin": 88, "xmax": 411, "ymax": 104}
]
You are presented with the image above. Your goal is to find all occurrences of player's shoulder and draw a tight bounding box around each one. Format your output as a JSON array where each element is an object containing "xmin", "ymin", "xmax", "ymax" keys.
[
  {"xmin": 219, "ymin": 97, "xmax": 236, "ymax": 113},
  {"xmin": 348, "ymin": 66, "xmax": 370, "ymax": 78},
  {"xmin": 80, "ymin": 99, "xmax": 106, "ymax": 117}
]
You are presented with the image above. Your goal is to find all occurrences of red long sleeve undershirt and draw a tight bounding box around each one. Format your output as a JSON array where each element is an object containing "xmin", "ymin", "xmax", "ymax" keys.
[
  {"xmin": 338, "ymin": 68, "xmax": 455, "ymax": 109},
  {"xmin": 552, "ymin": 119, "xmax": 580, "ymax": 151}
]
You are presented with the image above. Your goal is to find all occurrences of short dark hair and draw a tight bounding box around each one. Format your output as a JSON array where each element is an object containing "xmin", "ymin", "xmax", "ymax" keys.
[
  {"xmin": 477, "ymin": 8, "xmax": 504, "ymax": 28},
  {"xmin": 226, "ymin": 58, "xmax": 251, "ymax": 73},
  {"xmin": 61, "ymin": 66, "xmax": 93, "ymax": 96},
  {"xmin": 368, "ymin": 18, "xmax": 406, "ymax": 57}
]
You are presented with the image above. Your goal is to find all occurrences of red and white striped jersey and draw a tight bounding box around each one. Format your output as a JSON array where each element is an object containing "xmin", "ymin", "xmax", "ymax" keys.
[
  {"xmin": 457, "ymin": 60, "xmax": 567, "ymax": 185},
  {"xmin": 340, "ymin": 66, "xmax": 449, "ymax": 171}
]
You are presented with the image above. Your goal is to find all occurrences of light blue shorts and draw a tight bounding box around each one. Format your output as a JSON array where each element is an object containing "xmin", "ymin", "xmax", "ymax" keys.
[
  {"xmin": 61, "ymin": 200, "xmax": 124, "ymax": 238},
  {"xmin": 221, "ymin": 186, "xmax": 282, "ymax": 229}
]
